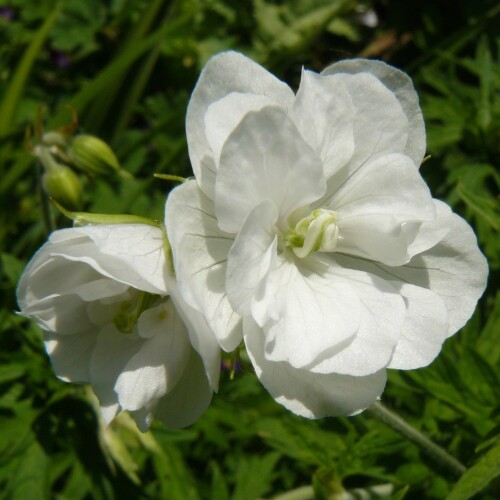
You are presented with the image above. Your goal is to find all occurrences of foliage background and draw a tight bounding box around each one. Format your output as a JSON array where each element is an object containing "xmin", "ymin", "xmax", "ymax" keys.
[{"xmin": 0, "ymin": 0, "xmax": 499, "ymax": 498}]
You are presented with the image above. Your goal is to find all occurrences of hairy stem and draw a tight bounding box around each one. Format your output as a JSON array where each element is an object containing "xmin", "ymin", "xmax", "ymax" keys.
[{"xmin": 367, "ymin": 401, "xmax": 466, "ymax": 479}]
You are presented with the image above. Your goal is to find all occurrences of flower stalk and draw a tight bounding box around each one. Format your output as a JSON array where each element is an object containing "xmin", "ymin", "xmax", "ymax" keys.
[{"xmin": 367, "ymin": 401, "xmax": 466, "ymax": 479}]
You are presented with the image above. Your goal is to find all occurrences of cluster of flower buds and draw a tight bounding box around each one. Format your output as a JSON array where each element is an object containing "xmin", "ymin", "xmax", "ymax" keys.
[{"xmin": 33, "ymin": 127, "xmax": 129, "ymax": 210}]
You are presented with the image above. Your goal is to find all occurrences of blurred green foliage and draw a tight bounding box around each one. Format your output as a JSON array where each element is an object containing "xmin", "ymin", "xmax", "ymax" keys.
[{"xmin": 0, "ymin": 0, "xmax": 499, "ymax": 498}]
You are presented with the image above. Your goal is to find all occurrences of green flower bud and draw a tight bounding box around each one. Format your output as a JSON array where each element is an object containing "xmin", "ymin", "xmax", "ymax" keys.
[
  {"xmin": 42, "ymin": 131, "xmax": 67, "ymax": 149},
  {"xmin": 42, "ymin": 162, "xmax": 82, "ymax": 211},
  {"xmin": 69, "ymin": 134, "xmax": 125, "ymax": 178}
]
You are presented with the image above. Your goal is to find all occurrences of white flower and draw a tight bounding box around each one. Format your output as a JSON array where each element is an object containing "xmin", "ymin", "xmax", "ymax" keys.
[
  {"xmin": 165, "ymin": 51, "xmax": 488, "ymax": 418},
  {"xmin": 17, "ymin": 223, "xmax": 220, "ymax": 430}
]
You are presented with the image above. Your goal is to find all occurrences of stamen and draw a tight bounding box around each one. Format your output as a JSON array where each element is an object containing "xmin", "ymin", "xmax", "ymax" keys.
[{"xmin": 286, "ymin": 209, "xmax": 339, "ymax": 258}]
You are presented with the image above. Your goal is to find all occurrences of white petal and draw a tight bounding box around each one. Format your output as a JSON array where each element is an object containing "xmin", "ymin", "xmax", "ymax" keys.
[
  {"xmin": 18, "ymin": 248, "xmax": 102, "ymax": 305},
  {"xmin": 116, "ymin": 301, "xmax": 191, "ymax": 411},
  {"xmin": 44, "ymin": 331, "xmax": 97, "ymax": 383},
  {"xmin": 305, "ymin": 258, "xmax": 406, "ymax": 376},
  {"xmin": 52, "ymin": 224, "xmax": 168, "ymax": 295},
  {"xmin": 153, "ymin": 348, "xmax": 213, "ymax": 428},
  {"xmin": 244, "ymin": 317, "xmax": 387, "ymax": 418},
  {"xmin": 90, "ymin": 325, "xmax": 142, "ymax": 414},
  {"xmin": 71, "ymin": 278, "xmax": 130, "ymax": 301},
  {"xmin": 86, "ymin": 291, "xmax": 130, "ymax": 327},
  {"xmin": 292, "ymin": 70, "xmax": 355, "ymax": 178},
  {"xmin": 405, "ymin": 213, "xmax": 488, "ymax": 337},
  {"xmin": 322, "ymin": 58, "xmax": 425, "ymax": 167},
  {"xmin": 332, "ymin": 153, "xmax": 434, "ymax": 221},
  {"xmin": 316, "ymin": 72, "xmax": 409, "ymax": 203},
  {"xmin": 405, "ymin": 199, "xmax": 452, "ymax": 257},
  {"xmin": 226, "ymin": 200, "xmax": 278, "ymax": 315},
  {"xmin": 100, "ymin": 403, "xmax": 121, "ymax": 425},
  {"xmin": 165, "ymin": 271, "xmax": 221, "ymax": 391},
  {"xmin": 259, "ymin": 255, "xmax": 361, "ymax": 369},
  {"xmin": 334, "ymin": 211, "xmax": 488, "ymax": 338},
  {"xmin": 337, "ymin": 214, "xmax": 415, "ymax": 267},
  {"xmin": 388, "ymin": 283, "xmax": 448, "ymax": 369},
  {"xmin": 329, "ymin": 153, "xmax": 435, "ymax": 265},
  {"xmin": 165, "ymin": 180, "xmax": 243, "ymax": 351},
  {"xmin": 186, "ymin": 51, "xmax": 295, "ymax": 199},
  {"xmin": 205, "ymin": 92, "xmax": 277, "ymax": 168},
  {"xmin": 130, "ymin": 403, "xmax": 157, "ymax": 432},
  {"xmin": 21, "ymin": 292, "xmax": 93, "ymax": 335},
  {"xmin": 215, "ymin": 106, "xmax": 326, "ymax": 233},
  {"xmin": 136, "ymin": 301, "xmax": 170, "ymax": 339}
]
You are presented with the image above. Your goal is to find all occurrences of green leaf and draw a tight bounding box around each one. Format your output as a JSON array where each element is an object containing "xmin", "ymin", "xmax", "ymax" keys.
[
  {"xmin": 49, "ymin": 9, "xmax": 191, "ymax": 130},
  {"xmin": 4, "ymin": 441, "xmax": 49, "ymax": 500},
  {"xmin": 50, "ymin": 0, "xmax": 106, "ymax": 54},
  {"xmin": 447, "ymin": 437, "xmax": 500, "ymax": 499},
  {"xmin": 1, "ymin": 253, "xmax": 26, "ymax": 287},
  {"xmin": 476, "ymin": 36, "xmax": 493, "ymax": 131},
  {"xmin": 0, "ymin": 2, "xmax": 65, "ymax": 137},
  {"xmin": 232, "ymin": 452, "xmax": 279, "ymax": 500},
  {"xmin": 209, "ymin": 461, "xmax": 230, "ymax": 500},
  {"xmin": 0, "ymin": 364, "xmax": 26, "ymax": 384}
]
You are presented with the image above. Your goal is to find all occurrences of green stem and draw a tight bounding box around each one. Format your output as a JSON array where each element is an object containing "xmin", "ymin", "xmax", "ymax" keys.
[
  {"xmin": 36, "ymin": 163, "xmax": 55, "ymax": 235},
  {"xmin": 153, "ymin": 173, "xmax": 186, "ymax": 183},
  {"xmin": 367, "ymin": 401, "xmax": 466, "ymax": 479}
]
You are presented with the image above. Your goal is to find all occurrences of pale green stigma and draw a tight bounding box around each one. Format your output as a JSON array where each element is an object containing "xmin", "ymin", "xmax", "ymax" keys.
[
  {"xmin": 286, "ymin": 209, "xmax": 339, "ymax": 258},
  {"xmin": 113, "ymin": 291, "xmax": 160, "ymax": 334}
]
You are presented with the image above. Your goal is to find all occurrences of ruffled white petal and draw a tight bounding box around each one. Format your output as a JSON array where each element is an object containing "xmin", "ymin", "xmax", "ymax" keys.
[
  {"xmin": 329, "ymin": 153, "xmax": 435, "ymax": 265},
  {"xmin": 292, "ymin": 70, "xmax": 355, "ymax": 178},
  {"xmin": 205, "ymin": 92, "xmax": 276, "ymax": 168},
  {"xmin": 301, "ymin": 258, "xmax": 406, "ymax": 376},
  {"xmin": 321, "ymin": 58, "xmax": 426, "ymax": 167},
  {"xmin": 90, "ymin": 325, "xmax": 142, "ymax": 412},
  {"xmin": 258, "ymin": 255, "xmax": 361, "ymax": 369},
  {"xmin": 215, "ymin": 106, "xmax": 326, "ymax": 234},
  {"xmin": 334, "ymin": 209, "xmax": 488, "ymax": 342},
  {"xmin": 226, "ymin": 200, "xmax": 278, "ymax": 315},
  {"xmin": 165, "ymin": 180, "xmax": 243, "ymax": 351},
  {"xmin": 244, "ymin": 317, "xmax": 387, "ymax": 418},
  {"xmin": 405, "ymin": 199, "xmax": 452, "ymax": 257},
  {"xmin": 21, "ymin": 290, "xmax": 94, "ymax": 335},
  {"xmin": 165, "ymin": 271, "xmax": 221, "ymax": 391},
  {"xmin": 319, "ymin": 72, "xmax": 409, "ymax": 193},
  {"xmin": 331, "ymin": 153, "xmax": 434, "ymax": 221},
  {"xmin": 49, "ymin": 224, "xmax": 168, "ymax": 295},
  {"xmin": 153, "ymin": 348, "xmax": 214, "ymax": 428},
  {"xmin": 187, "ymin": 51, "xmax": 295, "ymax": 198},
  {"xmin": 18, "ymin": 249, "xmax": 102, "ymax": 305},
  {"xmin": 402, "ymin": 213, "xmax": 488, "ymax": 337},
  {"xmin": 387, "ymin": 283, "xmax": 448, "ymax": 369},
  {"xmin": 44, "ymin": 331, "xmax": 97, "ymax": 383},
  {"xmin": 115, "ymin": 301, "xmax": 191, "ymax": 412}
]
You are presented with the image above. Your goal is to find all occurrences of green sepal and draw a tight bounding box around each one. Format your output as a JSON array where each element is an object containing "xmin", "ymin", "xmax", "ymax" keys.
[{"xmin": 50, "ymin": 199, "xmax": 161, "ymax": 227}]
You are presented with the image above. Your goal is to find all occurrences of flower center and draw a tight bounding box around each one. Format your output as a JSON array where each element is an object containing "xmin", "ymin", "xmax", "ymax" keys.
[
  {"xmin": 286, "ymin": 208, "xmax": 339, "ymax": 258},
  {"xmin": 113, "ymin": 291, "xmax": 160, "ymax": 334}
]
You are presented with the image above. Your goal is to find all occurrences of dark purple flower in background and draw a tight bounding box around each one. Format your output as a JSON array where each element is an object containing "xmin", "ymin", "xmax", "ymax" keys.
[
  {"xmin": 0, "ymin": 7, "xmax": 14, "ymax": 20},
  {"xmin": 50, "ymin": 50, "xmax": 71, "ymax": 69}
]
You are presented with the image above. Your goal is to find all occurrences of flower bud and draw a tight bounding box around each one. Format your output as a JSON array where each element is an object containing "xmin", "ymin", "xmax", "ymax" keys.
[
  {"xmin": 68, "ymin": 134, "xmax": 123, "ymax": 177},
  {"xmin": 42, "ymin": 131, "xmax": 67, "ymax": 149},
  {"xmin": 42, "ymin": 162, "xmax": 82, "ymax": 211}
]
